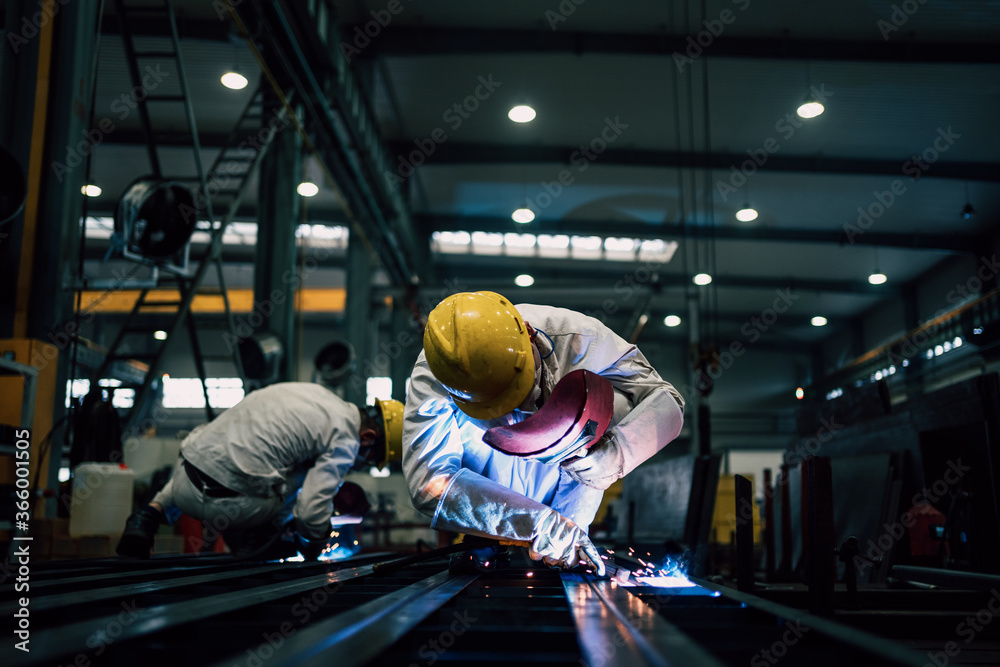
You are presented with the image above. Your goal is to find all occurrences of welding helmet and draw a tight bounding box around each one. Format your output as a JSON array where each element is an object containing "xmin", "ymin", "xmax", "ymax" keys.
[
  {"xmin": 374, "ymin": 399, "xmax": 404, "ymax": 469},
  {"xmin": 423, "ymin": 291, "xmax": 535, "ymax": 420}
]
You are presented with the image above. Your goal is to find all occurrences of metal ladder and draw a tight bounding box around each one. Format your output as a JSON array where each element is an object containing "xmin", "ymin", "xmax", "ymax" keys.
[{"xmin": 98, "ymin": 0, "xmax": 284, "ymax": 429}]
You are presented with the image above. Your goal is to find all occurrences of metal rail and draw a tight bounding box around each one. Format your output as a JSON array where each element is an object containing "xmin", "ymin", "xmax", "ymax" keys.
[
  {"xmin": 562, "ymin": 574, "xmax": 724, "ymax": 667},
  {"xmin": 260, "ymin": 570, "xmax": 478, "ymax": 667}
]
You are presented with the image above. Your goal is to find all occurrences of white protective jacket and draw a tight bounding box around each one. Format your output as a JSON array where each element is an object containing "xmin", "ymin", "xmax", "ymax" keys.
[
  {"xmin": 402, "ymin": 304, "xmax": 685, "ymax": 542},
  {"xmin": 181, "ymin": 382, "xmax": 360, "ymax": 540}
]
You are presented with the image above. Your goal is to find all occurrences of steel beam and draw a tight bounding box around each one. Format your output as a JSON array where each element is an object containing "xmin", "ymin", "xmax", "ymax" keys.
[
  {"xmin": 361, "ymin": 26, "xmax": 1000, "ymax": 64},
  {"xmin": 344, "ymin": 234, "xmax": 373, "ymax": 405},
  {"xmin": 401, "ymin": 142, "xmax": 1000, "ymax": 183},
  {"xmin": 254, "ymin": 100, "xmax": 302, "ymax": 382},
  {"xmin": 22, "ymin": 564, "xmax": 377, "ymax": 667},
  {"xmin": 265, "ymin": 571, "xmax": 478, "ymax": 667},
  {"xmin": 561, "ymin": 574, "xmax": 725, "ymax": 667},
  {"xmin": 890, "ymin": 566, "xmax": 1000, "ymax": 593}
]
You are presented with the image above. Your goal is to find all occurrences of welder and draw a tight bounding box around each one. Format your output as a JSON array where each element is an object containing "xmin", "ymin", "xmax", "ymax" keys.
[
  {"xmin": 116, "ymin": 382, "xmax": 403, "ymax": 560},
  {"xmin": 403, "ymin": 291, "xmax": 685, "ymax": 575}
]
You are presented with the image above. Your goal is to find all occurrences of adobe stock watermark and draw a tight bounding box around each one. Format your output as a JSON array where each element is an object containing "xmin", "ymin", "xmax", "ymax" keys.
[
  {"xmin": 408, "ymin": 609, "xmax": 477, "ymax": 666},
  {"xmin": 855, "ymin": 458, "xmax": 970, "ymax": 578},
  {"xmin": 681, "ymin": 288, "xmax": 800, "ymax": 398},
  {"xmin": 6, "ymin": 0, "xmax": 71, "ymax": 53},
  {"xmin": 51, "ymin": 66, "xmax": 170, "ymax": 182},
  {"xmin": 672, "ymin": 0, "xmax": 752, "ymax": 72},
  {"xmin": 751, "ymin": 620, "xmax": 809, "ymax": 666},
  {"xmin": 340, "ymin": 0, "xmax": 413, "ymax": 63},
  {"xmin": 715, "ymin": 85, "xmax": 833, "ymax": 202},
  {"xmin": 923, "ymin": 588, "xmax": 1000, "ymax": 667},
  {"xmin": 545, "ymin": 0, "xmax": 587, "ymax": 30},
  {"xmin": 522, "ymin": 116, "xmax": 628, "ymax": 214},
  {"xmin": 383, "ymin": 74, "xmax": 503, "ymax": 189},
  {"xmin": 842, "ymin": 126, "xmax": 960, "ymax": 244},
  {"xmin": 877, "ymin": 0, "xmax": 929, "ymax": 41}
]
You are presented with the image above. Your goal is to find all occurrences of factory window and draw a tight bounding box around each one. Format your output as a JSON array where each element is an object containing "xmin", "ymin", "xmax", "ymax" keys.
[
  {"xmin": 65, "ymin": 378, "xmax": 135, "ymax": 409},
  {"xmin": 366, "ymin": 377, "xmax": 393, "ymax": 405},
  {"xmin": 161, "ymin": 377, "xmax": 245, "ymax": 409}
]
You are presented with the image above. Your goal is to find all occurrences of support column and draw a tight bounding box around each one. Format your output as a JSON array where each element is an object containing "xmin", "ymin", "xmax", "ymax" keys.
[
  {"xmin": 389, "ymin": 301, "xmax": 421, "ymax": 403},
  {"xmin": 686, "ymin": 287, "xmax": 702, "ymax": 453},
  {"xmin": 344, "ymin": 234, "xmax": 372, "ymax": 405},
  {"xmin": 254, "ymin": 105, "xmax": 301, "ymax": 382}
]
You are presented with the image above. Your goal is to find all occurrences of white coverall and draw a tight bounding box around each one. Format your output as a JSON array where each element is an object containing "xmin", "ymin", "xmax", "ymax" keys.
[
  {"xmin": 402, "ymin": 304, "xmax": 685, "ymax": 554},
  {"xmin": 152, "ymin": 382, "xmax": 360, "ymax": 541}
]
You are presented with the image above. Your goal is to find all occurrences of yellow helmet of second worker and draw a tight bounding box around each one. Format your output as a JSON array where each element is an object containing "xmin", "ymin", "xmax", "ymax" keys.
[
  {"xmin": 375, "ymin": 398, "xmax": 404, "ymax": 470},
  {"xmin": 423, "ymin": 291, "xmax": 535, "ymax": 420}
]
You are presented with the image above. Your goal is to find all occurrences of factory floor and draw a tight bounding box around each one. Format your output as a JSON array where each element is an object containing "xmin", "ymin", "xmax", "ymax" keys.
[{"xmin": 5, "ymin": 551, "xmax": 999, "ymax": 666}]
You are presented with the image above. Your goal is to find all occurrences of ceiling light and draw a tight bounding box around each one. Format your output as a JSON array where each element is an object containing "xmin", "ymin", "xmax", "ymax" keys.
[
  {"xmin": 868, "ymin": 272, "xmax": 887, "ymax": 285},
  {"xmin": 795, "ymin": 387, "xmax": 805, "ymax": 400},
  {"xmin": 811, "ymin": 316, "xmax": 828, "ymax": 327},
  {"xmin": 693, "ymin": 273, "xmax": 712, "ymax": 286},
  {"xmin": 735, "ymin": 206, "xmax": 758, "ymax": 222},
  {"xmin": 153, "ymin": 330, "xmax": 168, "ymax": 340},
  {"xmin": 221, "ymin": 72, "xmax": 250, "ymax": 90},
  {"xmin": 663, "ymin": 315, "xmax": 682, "ymax": 327},
  {"xmin": 515, "ymin": 274, "xmax": 534, "ymax": 287},
  {"xmin": 81, "ymin": 184, "xmax": 101, "ymax": 197},
  {"xmin": 796, "ymin": 100, "xmax": 824, "ymax": 119},
  {"xmin": 221, "ymin": 71, "xmax": 249, "ymax": 90},
  {"xmin": 297, "ymin": 182, "xmax": 319, "ymax": 197},
  {"xmin": 512, "ymin": 208, "xmax": 535, "ymax": 223},
  {"xmin": 508, "ymin": 105, "xmax": 536, "ymax": 123}
]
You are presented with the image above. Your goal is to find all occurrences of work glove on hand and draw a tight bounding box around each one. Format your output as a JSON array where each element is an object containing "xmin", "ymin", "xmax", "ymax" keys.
[
  {"xmin": 432, "ymin": 469, "xmax": 606, "ymax": 576},
  {"xmin": 286, "ymin": 520, "xmax": 328, "ymax": 561},
  {"xmin": 560, "ymin": 434, "xmax": 624, "ymax": 490},
  {"xmin": 530, "ymin": 509, "xmax": 605, "ymax": 575}
]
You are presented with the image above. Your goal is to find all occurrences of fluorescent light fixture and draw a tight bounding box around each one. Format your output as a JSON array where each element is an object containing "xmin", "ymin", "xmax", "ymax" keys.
[
  {"xmin": 471, "ymin": 231, "xmax": 504, "ymax": 247},
  {"xmin": 508, "ymin": 105, "xmax": 536, "ymax": 123},
  {"xmin": 81, "ymin": 184, "xmax": 102, "ymax": 197},
  {"xmin": 693, "ymin": 273, "xmax": 713, "ymax": 286},
  {"xmin": 515, "ymin": 274, "xmax": 535, "ymax": 287},
  {"xmin": 153, "ymin": 330, "xmax": 168, "ymax": 340},
  {"xmin": 537, "ymin": 234, "xmax": 569, "ymax": 249},
  {"xmin": 796, "ymin": 101, "xmax": 824, "ymax": 119},
  {"xmin": 663, "ymin": 315, "xmax": 682, "ymax": 327},
  {"xmin": 511, "ymin": 208, "xmax": 535, "ymax": 223},
  {"xmin": 571, "ymin": 235, "xmax": 602, "ymax": 251},
  {"xmin": 868, "ymin": 272, "xmax": 887, "ymax": 285},
  {"xmin": 504, "ymin": 232, "xmax": 536, "ymax": 248},
  {"xmin": 297, "ymin": 182, "xmax": 319, "ymax": 197},
  {"xmin": 735, "ymin": 206, "xmax": 758, "ymax": 222},
  {"xmin": 604, "ymin": 237, "xmax": 636, "ymax": 252},
  {"xmin": 221, "ymin": 71, "xmax": 249, "ymax": 90},
  {"xmin": 811, "ymin": 316, "xmax": 828, "ymax": 327},
  {"xmin": 435, "ymin": 231, "xmax": 471, "ymax": 246}
]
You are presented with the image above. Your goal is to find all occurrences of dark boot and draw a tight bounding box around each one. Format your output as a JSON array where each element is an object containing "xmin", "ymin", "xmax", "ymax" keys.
[{"xmin": 116, "ymin": 505, "xmax": 163, "ymax": 558}]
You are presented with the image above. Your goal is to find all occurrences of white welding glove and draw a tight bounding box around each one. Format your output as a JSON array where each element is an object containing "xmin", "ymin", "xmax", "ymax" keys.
[
  {"xmin": 530, "ymin": 509, "xmax": 605, "ymax": 574},
  {"xmin": 560, "ymin": 434, "xmax": 624, "ymax": 490},
  {"xmin": 432, "ymin": 468, "xmax": 605, "ymax": 576}
]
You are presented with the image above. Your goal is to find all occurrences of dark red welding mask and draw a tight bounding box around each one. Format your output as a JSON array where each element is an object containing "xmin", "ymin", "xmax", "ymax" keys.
[{"xmin": 482, "ymin": 369, "xmax": 614, "ymax": 464}]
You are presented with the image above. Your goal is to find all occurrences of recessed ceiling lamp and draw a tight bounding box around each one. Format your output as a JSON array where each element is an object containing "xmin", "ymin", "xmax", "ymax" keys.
[
  {"xmin": 297, "ymin": 182, "xmax": 319, "ymax": 197},
  {"xmin": 515, "ymin": 274, "xmax": 534, "ymax": 287},
  {"xmin": 868, "ymin": 272, "xmax": 887, "ymax": 285},
  {"xmin": 221, "ymin": 71, "xmax": 248, "ymax": 90},
  {"xmin": 735, "ymin": 205, "xmax": 758, "ymax": 222},
  {"xmin": 693, "ymin": 273, "xmax": 713, "ymax": 286},
  {"xmin": 663, "ymin": 315, "xmax": 682, "ymax": 327},
  {"xmin": 508, "ymin": 105, "xmax": 536, "ymax": 123},
  {"xmin": 153, "ymin": 330, "xmax": 168, "ymax": 340},
  {"xmin": 81, "ymin": 184, "xmax": 101, "ymax": 197},
  {"xmin": 512, "ymin": 208, "xmax": 535, "ymax": 223},
  {"xmin": 811, "ymin": 316, "xmax": 828, "ymax": 327},
  {"xmin": 796, "ymin": 98, "xmax": 824, "ymax": 119},
  {"xmin": 795, "ymin": 387, "xmax": 805, "ymax": 399}
]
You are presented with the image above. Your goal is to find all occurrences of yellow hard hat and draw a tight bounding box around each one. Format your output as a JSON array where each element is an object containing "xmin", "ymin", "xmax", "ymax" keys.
[
  {"xmin": 423, "ymin": 291, "xmax": 535, "ymax": 420},
  {"xmin": 375, "ymin": 399, "xmax": 404, "ymax": 469}
]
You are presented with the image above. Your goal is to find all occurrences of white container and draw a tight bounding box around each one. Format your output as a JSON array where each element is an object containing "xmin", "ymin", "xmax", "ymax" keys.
[{"xmin": 69, "ymin": 463, "xmax": 135, "ymax": 538}]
